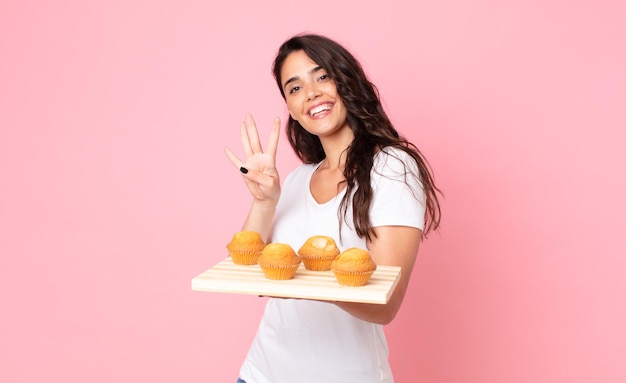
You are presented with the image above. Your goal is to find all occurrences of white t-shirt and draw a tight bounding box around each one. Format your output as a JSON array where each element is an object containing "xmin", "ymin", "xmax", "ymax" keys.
[{"xmin": 239, "ymin": 147, "xmax": 426, "ymax": 383}]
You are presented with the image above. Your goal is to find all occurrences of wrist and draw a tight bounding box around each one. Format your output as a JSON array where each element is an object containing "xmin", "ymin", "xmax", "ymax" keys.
[{"xmin": 251, "ymin": 199, "xmax": 278, "ymax": 211}]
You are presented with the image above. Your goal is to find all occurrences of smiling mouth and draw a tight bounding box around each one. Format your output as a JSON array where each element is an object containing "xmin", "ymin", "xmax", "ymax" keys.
[{"xmin": 309, "ymin": 103, "xmax": 332, "ymax": 117}]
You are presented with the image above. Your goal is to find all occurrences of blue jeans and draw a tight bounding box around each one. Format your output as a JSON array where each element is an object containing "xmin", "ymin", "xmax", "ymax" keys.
[{"xmin": 237, "ymin": 379, "xmax": 246, "ymax": 383}]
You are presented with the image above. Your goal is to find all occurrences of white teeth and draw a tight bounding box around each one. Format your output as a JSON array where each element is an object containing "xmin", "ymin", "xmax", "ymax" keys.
[{"xmin": 309, "ymin": 104, "xmax": 331, "ymax": 116}]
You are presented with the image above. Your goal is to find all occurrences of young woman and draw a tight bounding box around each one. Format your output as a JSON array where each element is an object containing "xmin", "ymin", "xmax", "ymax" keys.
[{"xmin": 225, "ymin": 33, "xmax": 442, "ymax": 383}]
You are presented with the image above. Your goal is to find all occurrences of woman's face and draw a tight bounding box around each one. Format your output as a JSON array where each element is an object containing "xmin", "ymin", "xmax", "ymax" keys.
[{"xmin": 280, "ymin": 50, "xmax": 351, "ymax": 140}]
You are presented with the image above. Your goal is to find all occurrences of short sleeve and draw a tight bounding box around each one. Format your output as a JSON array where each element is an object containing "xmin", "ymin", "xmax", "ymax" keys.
[{"xmin": 369, "ymin": 147, "xmax": 426, "ymax": 230}]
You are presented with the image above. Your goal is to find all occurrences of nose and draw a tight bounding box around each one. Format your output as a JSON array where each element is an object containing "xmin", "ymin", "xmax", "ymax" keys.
[{"xmin": 306, "ymin": 82, "xmax": 322, "ymax": 101}]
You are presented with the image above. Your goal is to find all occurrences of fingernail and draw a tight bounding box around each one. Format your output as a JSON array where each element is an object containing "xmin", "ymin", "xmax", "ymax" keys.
[{"xmin": 240, "ymin": 167, "xmax": 248, "ymax": 174}]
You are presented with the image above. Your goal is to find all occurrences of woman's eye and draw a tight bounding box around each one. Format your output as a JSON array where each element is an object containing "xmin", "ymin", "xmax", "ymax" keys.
[
  {"xmin": 289, "ymin": 86, "xmax": 301, "ymax": 94},
  {"xmin": 318, "ymin": 74, "xmax": 328, "ymax": 81}
]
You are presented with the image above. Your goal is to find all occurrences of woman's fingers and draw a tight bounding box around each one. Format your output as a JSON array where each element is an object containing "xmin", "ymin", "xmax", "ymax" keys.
[
  {"xmin": 225, "ymin": 115, "xmax": 282, "ymax": 204},
  {"xmin": 240, "ymin": 120, "xmax": 254, "ymax": 158},
  {"xmin": 266, "ymin": 116, "xmax": 280, "ymax": 160},
  {"xmin": 224, "ymin": 146, "xmax": 244, "ymax": 169},
  {"xmin": 245, "ymin": 114, "xmax": 263, "ymax": 154},
  {"xmin": 227, "ymin": 114, "xmax": 281, "ymax": 173}
]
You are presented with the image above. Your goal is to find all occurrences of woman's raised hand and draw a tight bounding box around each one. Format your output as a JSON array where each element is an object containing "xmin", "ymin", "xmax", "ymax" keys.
[{"xmin": 224, "ymin": 114, "xmax": 281, "ymax": 206}]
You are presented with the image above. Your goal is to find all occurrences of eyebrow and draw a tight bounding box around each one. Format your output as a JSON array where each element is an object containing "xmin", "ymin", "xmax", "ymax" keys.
[{"xmin": 282, "ymin": 66, "xmax": 324, "ymax": 91}]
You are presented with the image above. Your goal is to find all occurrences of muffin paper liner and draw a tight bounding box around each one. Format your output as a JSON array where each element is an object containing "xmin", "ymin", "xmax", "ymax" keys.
[
  {"xmin": 258, "ymin": 262, "xmax": 301, "ymax": 280},
  {"xmin": 300, "ymin": 254, "xmax": 339, "ymax": 271},
  {"xmin": 227, "ymin": 249, "xmax": 262, "ymax": 265},
  {"xmin": 331, "ymin": 269, "xmax": 375, "ymax": 287}
]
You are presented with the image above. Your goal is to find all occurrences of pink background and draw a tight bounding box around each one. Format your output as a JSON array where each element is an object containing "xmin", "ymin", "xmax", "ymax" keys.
[{"xmin": 1, "ymin": 1, "xmax": 625, "ymax": 382}]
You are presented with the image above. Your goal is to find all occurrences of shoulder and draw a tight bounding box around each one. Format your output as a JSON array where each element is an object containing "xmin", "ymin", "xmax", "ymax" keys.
[
  {"xmin": 372, "ymin": 146, "xmax": 419, "ymax": 178},
  {"xmin": 368, "ymin": 147, "xmax": 426, "ymax": 228}
]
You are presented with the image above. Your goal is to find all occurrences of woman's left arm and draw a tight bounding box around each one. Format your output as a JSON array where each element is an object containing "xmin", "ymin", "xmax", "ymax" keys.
[{"xmin": 334, "ymin": 225, "xmax": 422, "ymax": 325}]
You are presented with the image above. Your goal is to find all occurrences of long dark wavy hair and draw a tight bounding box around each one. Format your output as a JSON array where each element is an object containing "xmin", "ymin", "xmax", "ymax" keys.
[{"xmin": 272, "ymin": 34, "xmax": 442, "ymax": 240}]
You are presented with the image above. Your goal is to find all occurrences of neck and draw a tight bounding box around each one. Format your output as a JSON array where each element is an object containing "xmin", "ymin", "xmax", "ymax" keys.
[
  {"xmin": 318, "ymin": 128, "xmax": 354, "ymax": 171},
  {"xmin": 319, "ymin": 151, "xmax": 346, "ymax": 171}
]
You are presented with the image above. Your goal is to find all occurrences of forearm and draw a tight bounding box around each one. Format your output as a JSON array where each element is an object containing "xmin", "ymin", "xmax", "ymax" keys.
[
  {"xmin": 333, "ymin": 226, "xmax": 420, "ymax": 325},
  {"xmin": 333, "ymin": 285, "xmax": 407, "ymax": 325},
  {"xmin": 241, "ymin": 200, "xmax": 277, "ymax": 243},
  {"xmin": 333, "ymin": 302, "xmax": 394, "ymax": 325}
]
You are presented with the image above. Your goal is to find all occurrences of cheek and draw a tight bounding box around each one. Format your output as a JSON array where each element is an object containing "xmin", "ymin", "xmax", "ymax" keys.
[
  {"xmin": 286, "ymin": 100, "xmax": 299, "ymax": 120},
  {"xmin": 322, "ymin": 82, "xmax": 338, "ymax": 96}
]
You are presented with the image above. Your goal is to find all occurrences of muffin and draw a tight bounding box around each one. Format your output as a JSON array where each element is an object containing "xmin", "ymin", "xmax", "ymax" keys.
[
  {"xmin": 258, "ymin": 243, "xmax": 301, "ymax": 280},
  {"xmin": 331, "ymin": 248, "xmax": 377, "ymax": 286},
  {"xmin": 297, "ymin": 235, "xmax": 340, "ymax": 271},
  {"xmin": 226, "ymin": 231, "xmax": 265, "ymax": 265}
]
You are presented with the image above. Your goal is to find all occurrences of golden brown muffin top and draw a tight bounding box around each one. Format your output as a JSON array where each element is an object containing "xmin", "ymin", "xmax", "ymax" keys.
[
  {"xmin": 226, "ymin": 230, "xmax": 265, "ymax": 251},
  {"xmin": 331, "ymin": 248, "xmax": 377, "ymax": 272},
  {"xmin": 258, "ymin": 243, "xmax": 301, "ymax": 266},
  {"xmin": 298, "ymin": 235, "xmax": 340, "ymax": 258}
]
